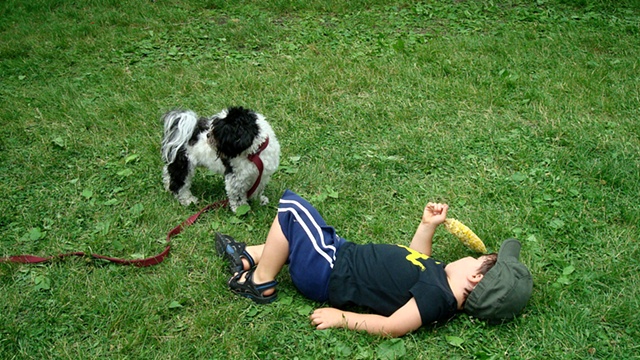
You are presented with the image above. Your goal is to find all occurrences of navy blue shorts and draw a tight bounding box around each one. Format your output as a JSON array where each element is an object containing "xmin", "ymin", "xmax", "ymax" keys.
[{"xmin": 278, "ymin": 190, "xmax": 346, "ymax": 302}]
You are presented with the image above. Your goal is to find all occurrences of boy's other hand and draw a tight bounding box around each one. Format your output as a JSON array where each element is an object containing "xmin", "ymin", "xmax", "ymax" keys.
[
  {"xmin": 310, "ymin": 307, "xmax": 345, "ymax": 330},
  {"xmin": 422, "ymin": 202, "xmax": 449, "ymax": 226}
]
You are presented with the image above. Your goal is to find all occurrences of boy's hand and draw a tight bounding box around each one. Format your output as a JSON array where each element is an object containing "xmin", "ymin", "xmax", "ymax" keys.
[
  {"xmin": 421, "ymin": 202, "xmax": 449, "ymax": 226},
  {"xmin": 411, "ymin": 203, "xmax": 449, "ymax": 256},
  {"xmin": 310, "ymin": 307, "xmax": 346, "ymax": 330}
]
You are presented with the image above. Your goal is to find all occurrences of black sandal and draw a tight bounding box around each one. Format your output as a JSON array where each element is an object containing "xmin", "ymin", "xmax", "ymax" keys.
[
  {"xmin": 215, "ymin": 232, "xmax": 255, "ymax": 274},
  {"xmin": 228, "ymin": 268, "xmax": 278, "ymax": 304}
]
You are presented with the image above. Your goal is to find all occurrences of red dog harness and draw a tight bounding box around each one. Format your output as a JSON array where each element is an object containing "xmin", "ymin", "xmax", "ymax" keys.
[
  {"xmin": 246, "ymin": 136, "xmax": 269, "ymax": 198},
  {"xmin": 0, "ymin": 137, "xmax": 270, "ymax": 267}
]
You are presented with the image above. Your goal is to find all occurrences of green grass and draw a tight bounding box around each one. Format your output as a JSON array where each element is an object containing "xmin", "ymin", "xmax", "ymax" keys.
[{"xmin": 1, "ymin": 0, "xmax": 639, "ymax": 358}]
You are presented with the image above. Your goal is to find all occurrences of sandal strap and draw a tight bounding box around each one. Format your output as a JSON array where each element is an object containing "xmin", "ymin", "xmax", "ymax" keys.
[
  {"xmin": 231, "ymin": 268, "xmax": 278, "ymax": 290},
  {"xmin": 241, "ymin": 250, "xmax": 256, "ymax": 268},
  {"xmin": 245, "ymin": 268, "xmax": 277, "ymax": 290},
  {"xmin": 229, "ymin": 268, "xmax": 278, "ymax": 304}
]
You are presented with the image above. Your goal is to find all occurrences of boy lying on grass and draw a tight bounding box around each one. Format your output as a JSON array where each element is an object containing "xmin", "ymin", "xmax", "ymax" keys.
[{"xmin": 216, "ymin": 190, "xmax": 533, "ymax": 337}]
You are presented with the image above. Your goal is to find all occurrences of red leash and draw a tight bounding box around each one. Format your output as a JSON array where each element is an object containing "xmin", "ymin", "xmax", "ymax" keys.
[
  {"xmin": 0, "ymin": 201, "xmax": 228, "ymax": 267},
  {"xmin": 0, "ymin": 138, "xmax": 269, "ymax": 267}
]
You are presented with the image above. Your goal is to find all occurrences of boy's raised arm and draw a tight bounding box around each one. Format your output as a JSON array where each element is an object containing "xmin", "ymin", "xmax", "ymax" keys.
[{"xmin": 409, "ymin": 202, "xmax": 448, "ymax": 256}]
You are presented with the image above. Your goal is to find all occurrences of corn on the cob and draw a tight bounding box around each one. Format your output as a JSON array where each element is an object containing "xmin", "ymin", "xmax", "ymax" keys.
[{"xmin": 443, "ymin": 218, "xmax": 487, "ymax": 253}]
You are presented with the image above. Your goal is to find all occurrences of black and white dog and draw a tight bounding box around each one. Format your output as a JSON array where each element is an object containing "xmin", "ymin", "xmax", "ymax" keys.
[{"xmin": 161, "ymin": 106, "xmax": 280, "ymax": 212}]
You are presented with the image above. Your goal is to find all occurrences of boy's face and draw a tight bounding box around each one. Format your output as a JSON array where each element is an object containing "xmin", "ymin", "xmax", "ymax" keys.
[
  {"xmin": 445, "ymin": 256, "xmax": 490, "ymax": 309},
  {"xmin": 447, "ymin": 256, "xmax": 487, "ymax": 277}
]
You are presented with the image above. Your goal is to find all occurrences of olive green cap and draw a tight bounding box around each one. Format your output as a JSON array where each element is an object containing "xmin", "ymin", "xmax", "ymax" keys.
[{"xmin": 464, "ymin": 239, "xmax": 533, "ymax": 324}]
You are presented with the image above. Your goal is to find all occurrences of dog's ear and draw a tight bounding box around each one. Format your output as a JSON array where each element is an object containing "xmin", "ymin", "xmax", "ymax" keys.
[{"xmin": 212, "ymin": 107, "xmax": 260, "ymax": 158}]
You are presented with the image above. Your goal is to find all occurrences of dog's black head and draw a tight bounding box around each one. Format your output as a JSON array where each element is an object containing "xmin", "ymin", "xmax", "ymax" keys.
[{"xmin": 209, "ymin": 106, "xmax": 261, "ymax": 159}]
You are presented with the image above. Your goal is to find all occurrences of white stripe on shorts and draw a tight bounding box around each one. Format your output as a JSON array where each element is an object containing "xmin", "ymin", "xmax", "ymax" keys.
[{"xmin": 279, "ymin": 198, "xmax": 338, "ymax": 267}]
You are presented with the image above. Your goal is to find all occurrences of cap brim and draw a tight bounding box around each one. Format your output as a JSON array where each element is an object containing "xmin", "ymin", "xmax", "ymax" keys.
[{"xmin": 498, "ymin": 238, "xmax": 521, "ymax": 261}]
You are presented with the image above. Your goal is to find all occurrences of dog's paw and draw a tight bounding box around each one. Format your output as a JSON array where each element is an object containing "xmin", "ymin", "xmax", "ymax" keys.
[
  {"xmin": 228, "ymin": 199, "xmax": 249, "ymax": 213},
  {"xmin": 260, "ymin": 195, "xmax": 269, "ymax": 206},
  {"xmin": 178, "ymin": 195, "xmax": 199, "ymax": 207}
]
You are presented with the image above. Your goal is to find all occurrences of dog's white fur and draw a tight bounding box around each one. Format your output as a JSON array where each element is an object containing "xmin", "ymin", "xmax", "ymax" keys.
[{"xmin": 161, "ymin": 107, "xmax": 280, "ymax": 212}]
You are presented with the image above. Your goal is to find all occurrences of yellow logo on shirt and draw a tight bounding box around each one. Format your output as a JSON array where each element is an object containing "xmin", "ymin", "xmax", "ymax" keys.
[{"xmin": 397, "ymin": 245, "xmax": 429, "ymax": 271}]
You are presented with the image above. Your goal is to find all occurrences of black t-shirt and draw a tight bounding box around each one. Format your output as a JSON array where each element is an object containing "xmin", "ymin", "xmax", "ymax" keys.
[{"xmin": 327, "ymin": 242, "xmax": 457, "ymax": 326}]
